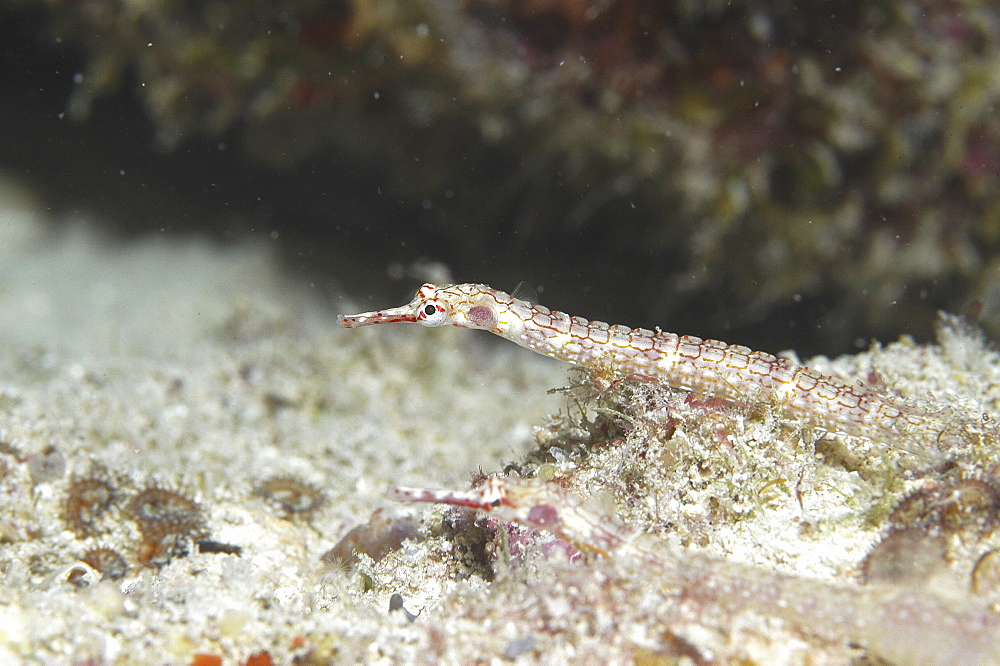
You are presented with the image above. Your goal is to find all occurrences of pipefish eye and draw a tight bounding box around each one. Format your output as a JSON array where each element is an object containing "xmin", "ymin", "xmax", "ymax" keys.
[{"xmin": 417, "ymin": 300, "xmax": 448, "ymax": 326}]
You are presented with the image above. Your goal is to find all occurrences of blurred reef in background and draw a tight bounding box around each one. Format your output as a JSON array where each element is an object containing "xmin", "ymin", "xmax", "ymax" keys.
[{"xmin": 2, "ymin": 0, "xmax": 999, "ymax": 355}]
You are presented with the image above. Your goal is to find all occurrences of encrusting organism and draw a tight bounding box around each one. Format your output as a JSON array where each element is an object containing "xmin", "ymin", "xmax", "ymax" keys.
[
  {"xmin": 254, "ymin": 476, "xmax": 326, "ymax": 521},
  {"xmin": 62, "ymin": 471, "xmax": 118, "ymax": 537},
  {"xmin": 79, "ymin": 546, "xmax": 129, "ymax": 581},
  {"xmin": 127, "ymin": 485, "xmax": 207, "ymax": 537},
  {"xmin": 126, "ymin": 484, "xmax": 208, "ymax": 567},
  {"xmin": 888, "ymin": 477, "xmax": 1000, "ymax": 535},
  {"xmin": 339, "ymin": 283, "xmax": 995, "ymax": 460}
]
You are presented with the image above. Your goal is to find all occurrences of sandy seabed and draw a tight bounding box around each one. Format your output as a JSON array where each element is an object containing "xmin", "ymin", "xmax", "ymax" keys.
[{"xmin": 1, "ymin": 176, "xmax": 999, "ymax": 664}]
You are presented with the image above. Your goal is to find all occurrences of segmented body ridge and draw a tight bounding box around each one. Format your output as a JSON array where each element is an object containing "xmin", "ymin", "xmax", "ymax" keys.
[{"xmin": 391, "ymin": 475, "xmax": 1000, "ymax": 665}]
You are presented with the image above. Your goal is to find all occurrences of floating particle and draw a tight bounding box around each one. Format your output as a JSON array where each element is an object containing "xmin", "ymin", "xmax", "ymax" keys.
[
  {"xmin": 254, "ymin": 476, "xmax": 325, "ymax": 520},
  {"xmin": 62, "ymin": 472, "xmax": 117, "ymax": 537}
]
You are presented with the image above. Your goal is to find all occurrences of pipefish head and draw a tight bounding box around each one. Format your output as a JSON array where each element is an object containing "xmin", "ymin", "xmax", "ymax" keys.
[{"xmin": 338, "ymin": 283, "xmax": 512, "ymax": 332}]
